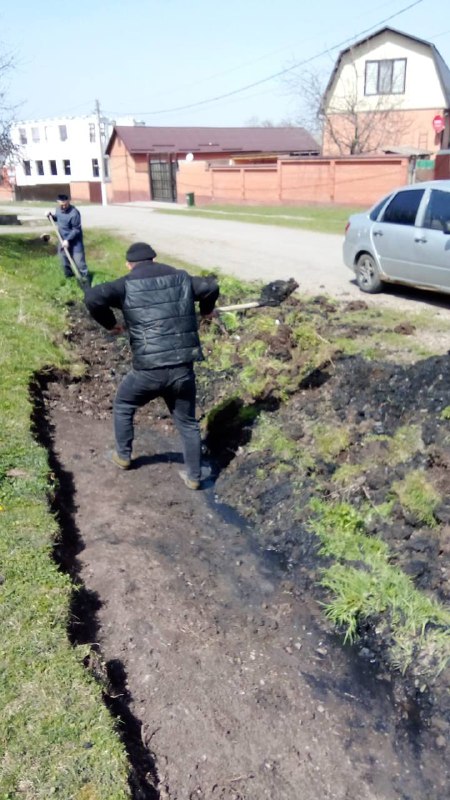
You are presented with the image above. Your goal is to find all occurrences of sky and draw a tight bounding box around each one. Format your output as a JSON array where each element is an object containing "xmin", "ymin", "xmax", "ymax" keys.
[{"xmin": 1, "ymin": 0, "xmax": 450, "ymax": 128}]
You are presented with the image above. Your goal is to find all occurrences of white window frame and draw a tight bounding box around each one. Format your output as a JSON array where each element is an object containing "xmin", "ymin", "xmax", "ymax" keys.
[{"xmin": 364, "ymin": 58, "xmax": 406, "ymax": 95}]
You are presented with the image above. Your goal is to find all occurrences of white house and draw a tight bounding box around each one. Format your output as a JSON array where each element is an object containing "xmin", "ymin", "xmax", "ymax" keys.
[
  {"xmin": 10, "ymin": 114, "xmax": 138, "ymax": 201},
  {"xmin": 321, "ymin": 27, "xmax": 450, "ymax": 156}
]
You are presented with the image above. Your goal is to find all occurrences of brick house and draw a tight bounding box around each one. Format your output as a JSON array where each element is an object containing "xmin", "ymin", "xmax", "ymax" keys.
[
  {"xmin": 321, "ymin": 27, "xmax": 450, "ymax": 157},
  {"xmin": 105, "ymin": 126, "xmax": 319, "ymax": 202}
]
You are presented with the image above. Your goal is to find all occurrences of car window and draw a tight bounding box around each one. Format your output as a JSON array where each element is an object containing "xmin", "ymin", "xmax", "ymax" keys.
[
  {"xmin": 423, "ymin": 189, "xmax": 450, "ymax": 232},
  {"xmin": 381, "ymin": 189, "xmax": 425, "ymax": 226},
  {"xmin": 369, "ymin": 194, "xmax": 392, "ymax": 220}
]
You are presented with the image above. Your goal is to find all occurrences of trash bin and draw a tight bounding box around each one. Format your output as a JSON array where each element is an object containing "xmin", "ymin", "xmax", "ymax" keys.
[{"xmin": 186, "ymin": 192, "xmax": 195, "ymax": 207}]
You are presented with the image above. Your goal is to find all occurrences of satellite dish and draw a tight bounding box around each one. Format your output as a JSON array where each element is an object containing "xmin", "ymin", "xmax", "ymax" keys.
[{"xmin": 185, "ymin": 152, "xmax": 194, "ymax": 162}]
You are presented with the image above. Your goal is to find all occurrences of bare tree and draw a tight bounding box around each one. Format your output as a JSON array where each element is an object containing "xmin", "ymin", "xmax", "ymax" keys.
[
  {"xmin": 283, "ymin": 67, "xmax": 328, "ymax": 140},
  {"xmin": 244, "ymin": 116, "xmax": 296, "ymax": 128},
  {"xmin": 284, "ymin": 61, "xmax": 412, "ymax": 155},
  {"xmin": 0, "ymin": 48, "xmax": 17, "ymax": 169}
]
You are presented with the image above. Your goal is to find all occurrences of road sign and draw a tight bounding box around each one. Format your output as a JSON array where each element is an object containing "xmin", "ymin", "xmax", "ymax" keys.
[{"xmin": 432, "ymin": 115, "xmax": 445, "ymax": 133}]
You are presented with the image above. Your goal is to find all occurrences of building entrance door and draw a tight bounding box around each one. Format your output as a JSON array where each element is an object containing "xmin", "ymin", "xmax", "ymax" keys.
[{"xmin": 149, "ymin": 158, "xmax": 177, "ymax": 202}]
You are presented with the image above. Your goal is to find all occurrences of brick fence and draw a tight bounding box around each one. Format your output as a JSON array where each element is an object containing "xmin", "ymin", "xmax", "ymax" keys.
[{"xmin": 177, "ymin": 156, "xmax": 411, "ymax": 207}]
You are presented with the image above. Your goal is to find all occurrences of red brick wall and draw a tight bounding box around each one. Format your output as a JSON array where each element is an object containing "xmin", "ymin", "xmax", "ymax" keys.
[
  {"xmin": 177, "ymin": 157, "xmax": 410, "ymax": 207},
  {"xmin": 108, "ymin": 137, "xmax": 151, "ymax": 202},
  {"xmin": 0, "ymin": 184, "xmax": 13, "ymax": 202},
  {"xmin": 106, "ymin": 134, "xmax": 411, "ymax": 207},
  {"xmin": 70, "ymin": 182, "xmax": 102, "ymax": 203},
  {"xmin": 0, "ymin": 168, "xmax": 14, "ymax": 201}
]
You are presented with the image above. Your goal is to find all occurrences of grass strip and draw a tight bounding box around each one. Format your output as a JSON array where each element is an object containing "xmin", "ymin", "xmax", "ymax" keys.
[
  {"xmin": 0, "ymin": 233, "xmax": 130, "ymax": 799},
  {"xmin": 155, "ymin": 203, "xmax": 364, "ymax": 234}
]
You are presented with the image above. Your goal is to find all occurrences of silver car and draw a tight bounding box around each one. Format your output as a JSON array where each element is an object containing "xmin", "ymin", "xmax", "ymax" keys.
[{"xmin": 343, "ymin": 179, "xmax": 450, "ymax": 294}]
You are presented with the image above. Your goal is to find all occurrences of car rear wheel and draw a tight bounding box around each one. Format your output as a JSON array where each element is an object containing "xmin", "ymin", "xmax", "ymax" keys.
[{"xmin": 355, "ymin": 253, "xmax": 383, "ymax": 293}]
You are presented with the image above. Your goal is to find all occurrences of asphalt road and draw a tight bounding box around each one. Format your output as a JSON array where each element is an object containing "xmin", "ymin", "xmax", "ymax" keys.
[
  {"xmin": 3, "ymin": 201, "xmax": 450, "ymax": 315},
  {"xmin": 79, "ymin": 202, "xmax": 349, "ymax": 292},
  {"xmin": 64, "ymin": 203, "xmax": 450, "ymax": 315}
]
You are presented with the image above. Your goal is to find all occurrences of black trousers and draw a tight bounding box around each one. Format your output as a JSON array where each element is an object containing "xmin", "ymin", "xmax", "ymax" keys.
[{"xmin": 113, "ymin": 363, "xmax": 201, "ymax": 481}]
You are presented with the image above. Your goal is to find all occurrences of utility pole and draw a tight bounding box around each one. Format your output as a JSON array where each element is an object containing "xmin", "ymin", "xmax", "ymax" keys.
[{"xmin": 95, "ymin": 98, "xmax": 108, "ymax": 206}]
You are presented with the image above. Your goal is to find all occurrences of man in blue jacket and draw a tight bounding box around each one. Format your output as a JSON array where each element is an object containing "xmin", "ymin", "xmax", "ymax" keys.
[
  {"xmin": 84, "ymin": 242, "xmax": 219, "ymax": 490},
  {"xmin": 49, "ymin": 194, "xmax": 91, "ymax": 284}
]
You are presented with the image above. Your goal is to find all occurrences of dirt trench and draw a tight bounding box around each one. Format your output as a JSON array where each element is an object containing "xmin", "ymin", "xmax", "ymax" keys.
[{"xmin": 33, "ymin": 306, "xmax": 450, "ymax": 800}]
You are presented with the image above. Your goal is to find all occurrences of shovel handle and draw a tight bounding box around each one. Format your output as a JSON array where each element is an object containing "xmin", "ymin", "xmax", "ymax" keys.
[
  {"xmin": 217, "ymin": 301, "xmax": 261, "ymax": 312},
  {"xmin": 47, "ymin": 214, "xmax": 84, "ymax": 285}
]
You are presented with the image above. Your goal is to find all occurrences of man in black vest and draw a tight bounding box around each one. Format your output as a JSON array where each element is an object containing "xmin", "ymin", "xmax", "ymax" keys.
[{"xmin": 84, "ymin": 242, "xmax": 219, "ymax": 489}]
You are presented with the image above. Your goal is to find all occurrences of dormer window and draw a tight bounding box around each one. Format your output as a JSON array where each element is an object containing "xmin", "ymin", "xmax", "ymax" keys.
[{"xmin": 365, "ymin": 58, "xmax": 406, "ymax": 95}]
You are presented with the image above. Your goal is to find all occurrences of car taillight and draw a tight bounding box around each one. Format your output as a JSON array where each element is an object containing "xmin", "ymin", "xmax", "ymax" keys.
[{"xmin": 345, "ymin": 221, "xmax": 350, "ymax": 235}]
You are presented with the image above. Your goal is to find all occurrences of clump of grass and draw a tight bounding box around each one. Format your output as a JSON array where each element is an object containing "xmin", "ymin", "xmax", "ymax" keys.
[
  {"xmin": 309, "ymin": 499, "xmax": 450, "ymax": 676},
  {"xmin": 440, "ymin": 405, "xmax": 450, "ymax": 420},
  {"xmin": 202, "ymin": 338, "xmax": 237, "ymax": 371},
  {"xmin": 248, "ymin": 413, "xmax": 316, "ymax": 475},
  {"xmin": 311, "ymin": 422, "xmax": 351, "ymax": 460},
  {"xmin": 240, "ymin": 339, "xmax": 268, "ymax": 360},
  {"xmin": 250, "ymin": 413, "xmax": 297, "ymax": 458},
  {"xmin": 385, "ymin": 424, "xmax": 424, "ymax": 465},
  {"xmin": 332, "ymin": 463, "xmax": 365, "ymax": 487},
  {"xmin": 392, "ymin": 469, "xmax": 441, "ymax": 527},
  {"xmin": 239, "ymin": 363, "xmax": 272, "ymax": 399},
  {"xmin": 218, "ymin": 311, "xmax": 240, "ymax": 332},
  {"xmin": 246, "ymin": 314, "xmax": 279, "ymax": 336},
  {"xmin": 209, "ymin": 271, "xmax": 259, "ymax": 305},
  {"xmin": 288, "ymin": 317, "xmax": 325, "ymax": 349},
  {"xmin": 334, "ymin": 335, "xmax": 382, "ymax": 360}
]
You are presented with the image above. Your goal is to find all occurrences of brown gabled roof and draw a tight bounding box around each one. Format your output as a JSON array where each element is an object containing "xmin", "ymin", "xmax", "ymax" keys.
[
  {"xmin": 322, "ymin": 27, "xmax": 450, "ymax": 109},
  {"xmin": 106, "ymin": 125, "xmax": 319, "ymax": 156}
]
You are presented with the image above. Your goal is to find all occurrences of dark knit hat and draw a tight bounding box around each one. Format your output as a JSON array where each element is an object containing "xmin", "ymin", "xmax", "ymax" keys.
[{"xmin": 126, "ymin": 242, "xmax": 157, "ymax": 262}]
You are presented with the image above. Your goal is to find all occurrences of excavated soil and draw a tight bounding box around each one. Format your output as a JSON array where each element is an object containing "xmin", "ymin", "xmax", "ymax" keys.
[{"xmin": 33, "ymin": 302, "xmax": 450, "ymax": 800}]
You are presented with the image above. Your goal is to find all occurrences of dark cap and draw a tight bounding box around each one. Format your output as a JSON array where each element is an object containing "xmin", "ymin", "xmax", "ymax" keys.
[
  {"xmin": 126, "ymin": 242, "xmax": 157, "ymax": 262},
  {"xmin": 57, "ymin": 193, "xmax": 69, "ymax": 201}
]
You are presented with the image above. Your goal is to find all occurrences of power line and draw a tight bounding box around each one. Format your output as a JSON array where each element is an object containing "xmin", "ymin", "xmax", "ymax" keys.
[
  {"xmin": 106, "ymin": 0, "xmax": 423, "ymax": 118},
  {"xmin": 116, "ymin": 0, "xmax": 407, "ymax": 103}
]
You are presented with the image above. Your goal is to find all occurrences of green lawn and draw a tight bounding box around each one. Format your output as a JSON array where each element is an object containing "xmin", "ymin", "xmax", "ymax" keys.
[
  {"xmin": 156, "ymin": 202, "xmax": 365, "ymax": 234},
  {"xmin": 0, "ymin": 233, "xmax": 131, "ymax": 800}
]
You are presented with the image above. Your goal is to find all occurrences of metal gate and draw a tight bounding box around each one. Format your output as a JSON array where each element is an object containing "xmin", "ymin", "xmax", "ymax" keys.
[{"xmin": 149, "ymin": 158, "xmax": 177, "ymax": 202}]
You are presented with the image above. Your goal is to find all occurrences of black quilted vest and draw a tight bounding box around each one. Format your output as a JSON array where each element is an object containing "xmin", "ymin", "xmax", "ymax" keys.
[{"xmin": 123, "ymin": 270, "xmax": 203, "ymax": 369}]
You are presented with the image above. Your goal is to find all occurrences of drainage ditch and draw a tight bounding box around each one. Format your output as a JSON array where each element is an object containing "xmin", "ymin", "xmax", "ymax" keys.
[{"xmin": 30, "ymin": 371, "xmax": 160, "ymax": 800}]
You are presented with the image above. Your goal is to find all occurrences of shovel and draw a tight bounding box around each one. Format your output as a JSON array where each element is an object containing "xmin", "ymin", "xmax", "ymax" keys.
[
  {"xmin": 47, "ymin": 214, "xmax": 87, "ymax": 289},
  {"xmin": 217, "ymin": 278, "xmax": 299, "ymax": 312}
]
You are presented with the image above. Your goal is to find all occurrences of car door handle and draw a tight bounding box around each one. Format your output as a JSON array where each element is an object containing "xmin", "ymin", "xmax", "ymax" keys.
[
  {"xmin": 414, "ymin": 237, "xmax": 427, "ymax": 243},
  {"xmin": 373, "ymin": 230, "xmax": 383, "ymax": 236}
]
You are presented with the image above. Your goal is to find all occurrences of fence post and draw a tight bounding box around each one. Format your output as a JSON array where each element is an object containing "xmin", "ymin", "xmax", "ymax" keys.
[{"xmin": 329, "ymin": 159, "xmax": 336, "ymax": 203}]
